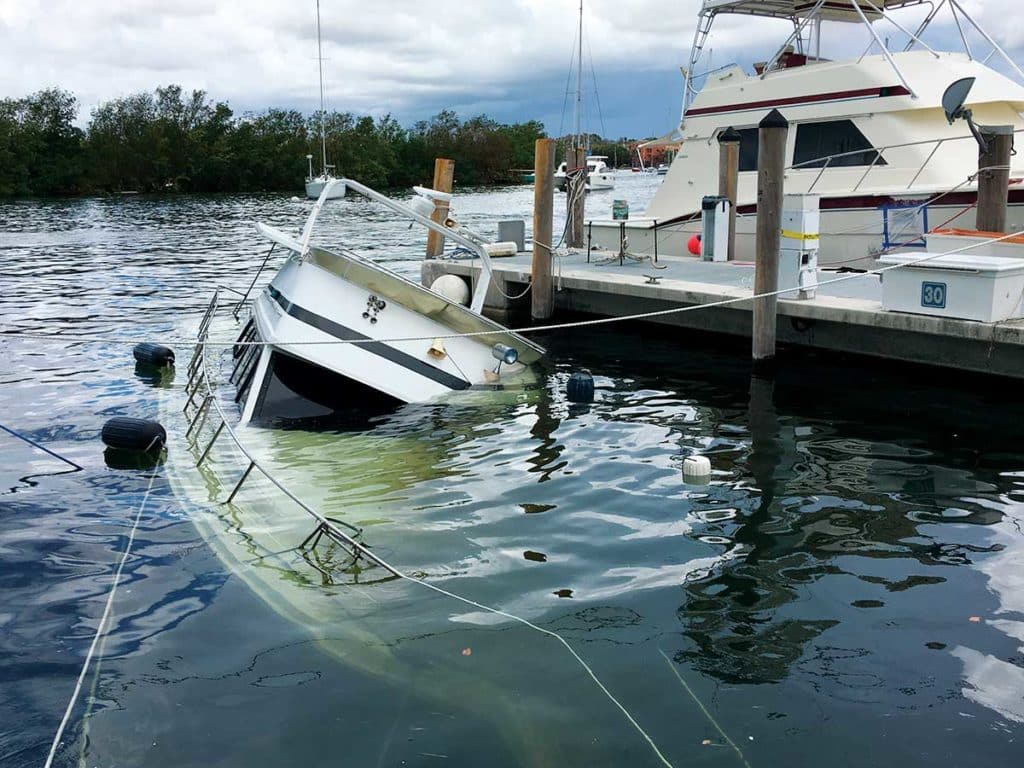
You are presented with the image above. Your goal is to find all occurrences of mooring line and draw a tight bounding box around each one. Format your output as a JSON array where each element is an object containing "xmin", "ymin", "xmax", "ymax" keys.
[
  {"xmin": 43, "ymin": 467, "xmax": 160, "ymax": 768},
  {"xmin": 657, "ymin": 647, "xmax": 751, "ymax": 768},
  {"xmin": 0, "ymin": 423, "xmax": 83, "ymax": 472},
  {"xmin": 6, "ymin": 226, "xmax": 1024, "ymax": 353},
  {"xmin": 193, "ymin": 323, "xmax": 675, "ymax": 768}
]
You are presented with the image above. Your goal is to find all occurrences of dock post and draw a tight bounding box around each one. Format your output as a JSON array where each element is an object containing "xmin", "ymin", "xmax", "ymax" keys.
[
  {"xmin": 718, "ymin": 127, "xmax": 741, "ymax": 260},
  {"xmin": 976, "ymin": 126, "xmax": 1013, "ymax": 233},
  {"xmin": 532, "ymin": 138, "xmax": 556, "ymax": 320},
  {"xmin": 567, "ymin": 146, "xmax": 586, "ymax": 248},
  {"xmin": 425, "ymin": 158, "xmax": 455, "ymax": 257},
  {"xmin": 752, "ymin": 109, "xmax": 789, "ymax": 369}
]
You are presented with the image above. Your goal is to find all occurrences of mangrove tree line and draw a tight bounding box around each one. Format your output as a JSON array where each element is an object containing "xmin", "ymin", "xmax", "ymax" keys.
[{"xmin": 0, "ymin": 86, "xmax": 630, "ymax": 198}]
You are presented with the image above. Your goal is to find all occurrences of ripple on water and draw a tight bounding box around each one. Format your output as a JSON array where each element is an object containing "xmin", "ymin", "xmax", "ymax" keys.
[{"xmin": 2, "ymin": 187, "xmax": 1024, "ymax": 767}]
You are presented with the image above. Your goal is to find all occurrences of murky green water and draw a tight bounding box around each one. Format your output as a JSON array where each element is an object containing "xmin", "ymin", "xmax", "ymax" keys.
[{"xmin": 2, "ymin": 176, "xmax": 1023, "ymax": 767}]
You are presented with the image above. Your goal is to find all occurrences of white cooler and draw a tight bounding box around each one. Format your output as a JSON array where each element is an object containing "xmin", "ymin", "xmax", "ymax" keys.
[{"xmin": 879, "ymin": 253, "xmax": 1024, "ymax": 322}]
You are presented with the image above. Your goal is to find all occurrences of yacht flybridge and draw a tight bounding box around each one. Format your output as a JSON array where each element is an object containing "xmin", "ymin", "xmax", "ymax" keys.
[
  {"xmin": 591, "ymin": 0, "xmax": 1024, "ymax": 266},
  {"xmin": 233, "ymin": 180, "xmax": 543, "ymax": 426}
]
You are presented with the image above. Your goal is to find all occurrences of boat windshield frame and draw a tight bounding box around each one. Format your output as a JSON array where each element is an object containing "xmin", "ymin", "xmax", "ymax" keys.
[{"xmin": 287, "ymin": 178, "xmax": 498, "ymax": 315}]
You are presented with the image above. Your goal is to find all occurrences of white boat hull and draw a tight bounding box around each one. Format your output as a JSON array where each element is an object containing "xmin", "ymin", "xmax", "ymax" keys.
[
  {"xmin": 240, "ymin": 248, "xmax": 541, "ymax": 424},
  {"xmin": 305, "ymin": 177, "xmax": 346, "ymax": 200},
  {"xmin": 588, "ymin": 198, "xmax": 1024, "ymax": 267}
]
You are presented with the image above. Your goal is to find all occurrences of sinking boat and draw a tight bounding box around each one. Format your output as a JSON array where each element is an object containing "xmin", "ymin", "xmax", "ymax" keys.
[
  {"xmin": 234, "ymin": 178, "xmax": 544, "ymax": 426},
  {"xmin": 589, "ymin": 0, "xmax": 1024, "ymax": 266}
]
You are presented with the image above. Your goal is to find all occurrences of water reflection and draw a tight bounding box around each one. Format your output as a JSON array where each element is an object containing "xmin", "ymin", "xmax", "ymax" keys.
[{"xmin": 4, "ymin": 190, "xmax": 1024, "ymax": 767}]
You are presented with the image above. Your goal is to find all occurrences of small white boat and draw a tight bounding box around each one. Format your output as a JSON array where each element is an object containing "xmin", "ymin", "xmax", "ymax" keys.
[
  {"xmin": 304, "ymin": 1, "xmax": 344, "ymax": 200},
  {"xmin": 236, "ymin": 179, "xmax": 544, "ymax": 426},
  {"xmin": 304, "ymin": 156, "xmax": 345, "ymax": 199},
  {"xmin": 586, "ymin": 156, "xmax": 615, "ymax": 190},
  {"xmin": 304, "ymin": 167, "xmax": 345, "ymax": 200},
  {"xmin": 554, "ymin": 155, "xmax": 616, "ymax": 193}
]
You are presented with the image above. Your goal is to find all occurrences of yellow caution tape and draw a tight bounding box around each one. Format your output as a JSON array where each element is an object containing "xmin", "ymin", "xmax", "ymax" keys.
[{"xmin": 780, "ymin": 229, "xmax": 820, "ymax": 241}]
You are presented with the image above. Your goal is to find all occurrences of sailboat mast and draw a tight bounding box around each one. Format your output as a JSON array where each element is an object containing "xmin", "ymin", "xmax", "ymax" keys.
[
  {"xmin": 316, "ymin": 0, "xmax": 327, "ymax": 175},
  {"xmin": 574, "ymin": 0, "xmax": 583, "ymax": 151}
]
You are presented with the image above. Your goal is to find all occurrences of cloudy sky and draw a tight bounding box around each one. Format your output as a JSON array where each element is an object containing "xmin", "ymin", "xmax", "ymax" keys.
[{"xmin": 2, "ymin": 0, "xmax": 1023, "ymax": 138}]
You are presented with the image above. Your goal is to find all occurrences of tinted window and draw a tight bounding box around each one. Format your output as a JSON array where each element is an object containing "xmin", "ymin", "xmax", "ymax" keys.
[
  {"xmin": 738, "ymin": 128, "xmax": 759, "ymax": 172},
  {"xmin": 794, "ymin": 120, "xmax": 886, "ymax": 168}
]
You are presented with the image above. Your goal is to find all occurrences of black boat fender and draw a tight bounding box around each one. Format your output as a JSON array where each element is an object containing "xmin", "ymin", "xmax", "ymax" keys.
[
  {"xmin": 566, "ymin": 371, "xmax": 595, "ymax": 403},
  {"xmin": 133, "ymin": 342, "xmax": 175, "ymax": 367},
  {"xmin": 101, "ymin": 417, "xmax": 167, "ymax": 452}
]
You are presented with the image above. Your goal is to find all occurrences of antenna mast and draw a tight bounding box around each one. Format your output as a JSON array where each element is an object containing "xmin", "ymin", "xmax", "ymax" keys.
[
  {"xmin": 574, "ymin": 0, "xmax": 583, "ymax": 151},
  {"xmin": 316, "ymin": 0, "xmax": 327, "ymax": 175}
]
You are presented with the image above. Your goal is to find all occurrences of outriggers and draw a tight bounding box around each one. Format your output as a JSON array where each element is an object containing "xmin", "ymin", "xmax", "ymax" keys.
[
  {"xmin": 234, "ymin": 179, "xmax": 544, "ymax": 426},
  {"xmin": 588, "ymin": 0, "xmax": 1024, "ymax": 266}
]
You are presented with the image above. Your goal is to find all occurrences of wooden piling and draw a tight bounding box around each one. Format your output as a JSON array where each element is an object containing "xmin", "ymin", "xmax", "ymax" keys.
[
  {"xmin": 532, "ymin": 139, "xmax": 556, "ymax": 321},
  {"xmin": 977, "ymin": 126, "xmax": 1013, "ymax": 233},
  {"xmin": 425, "ymin": 158, "xmax": 455, "ymax": 258},
  {"xmin": 718, "ymin": 127, "xmax": 741, "ymax": 261},
  {"xmin": 752, "ymin": 110, "xmax": 789, "ymax": 369},
  {"xmin": 567, "ymin": 146, "xmax": 587, "ymax": 248}
]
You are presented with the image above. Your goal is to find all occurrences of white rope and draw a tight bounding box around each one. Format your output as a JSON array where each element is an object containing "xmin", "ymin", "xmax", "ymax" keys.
[
  {"xmin": 658, "ymin": 648, "xmax": 751, "ymax": 768},
  {"xmin": 43, "ymin": 467, "xmax": 160, "ymax": 768},
  {"xmin": 490, "ymin": 276, "xmax": 533, "ymax": 300},
  {"xmin": 9, "ymin": 226, "xmax": 1024, "ymax": 352},
  {"xmin": 193, "ymin": 315, "xmax": 674, "ymax": 767}
]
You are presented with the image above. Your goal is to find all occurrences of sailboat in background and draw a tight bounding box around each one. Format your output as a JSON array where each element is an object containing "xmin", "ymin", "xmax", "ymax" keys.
[
  {"xmin": 305, "ymin": 0, "xmax": 344, "ymax": 199},
  {"xmin": 555, "ymin": 0, "xmax": 614, "ymax": 193}
]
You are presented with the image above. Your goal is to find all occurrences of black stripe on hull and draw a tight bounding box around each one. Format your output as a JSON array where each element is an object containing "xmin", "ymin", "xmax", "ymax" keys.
[{"xmin": 266, "ymin": 285, "xmax": 471, "ymax": 392}]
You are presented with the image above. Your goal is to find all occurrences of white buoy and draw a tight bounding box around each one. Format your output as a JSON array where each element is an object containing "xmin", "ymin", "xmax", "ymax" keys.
[
  {"xmin": 429, "ymin": 274, "xmax": 470, "ymax": 306},
  {"xmin": 289, "ymin": 196, "xmax": 302, "ymax": 203},
  {"xmin": 682, "ymin": 455, "xmax": 712, "ymax": 482},
  {"xmin": 483, "ymin": 241, "xmax": 519, "ymax": 257}
]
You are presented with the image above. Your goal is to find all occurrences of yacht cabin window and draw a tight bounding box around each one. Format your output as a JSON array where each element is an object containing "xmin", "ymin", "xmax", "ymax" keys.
[
  {"xmin": 793, "ymin": 120, "xmax": 886, "ymax": 168},
  {"xmin": 736, "ymin": 128, "xmax": 759, "ymax": 172}
]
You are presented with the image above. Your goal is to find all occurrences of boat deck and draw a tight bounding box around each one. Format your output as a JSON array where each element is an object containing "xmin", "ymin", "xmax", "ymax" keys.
[{"xmin": 425, "ymin": 249, "xmax": 1024, "ymax": 379}]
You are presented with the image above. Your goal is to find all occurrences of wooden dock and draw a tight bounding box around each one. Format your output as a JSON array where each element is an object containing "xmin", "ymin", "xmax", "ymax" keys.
[{"xmin": 423, "ymin": 251, "xmax": 1024, "ymax": 379}]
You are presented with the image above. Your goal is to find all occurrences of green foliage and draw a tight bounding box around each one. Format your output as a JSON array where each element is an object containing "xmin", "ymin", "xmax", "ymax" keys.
[
  {"xmin": 554, "ymin": 133, "xmax": 631, "ymax": 168},
  {"xmin": 0, "ymin": 83, "xmax": 630, "ymax": 198},
  {"xmin": 0, "ymin": 88, "xmax": 84, "ymax": 196}
]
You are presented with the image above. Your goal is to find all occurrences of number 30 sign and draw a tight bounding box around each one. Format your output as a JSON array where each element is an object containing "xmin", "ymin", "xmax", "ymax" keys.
[{"xmin": 921, "ymin": 281, "xmax": 947, "ymax": 309}]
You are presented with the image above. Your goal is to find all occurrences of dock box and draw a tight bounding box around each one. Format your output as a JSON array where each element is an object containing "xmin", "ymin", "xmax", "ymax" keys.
[
  {"xmin": 926, "ymin": 229, "xmax": 1024, "ymax": 259},
  {"xmin": 878, "ymin": 253, "xmax": 1024, "ymax": 322}
]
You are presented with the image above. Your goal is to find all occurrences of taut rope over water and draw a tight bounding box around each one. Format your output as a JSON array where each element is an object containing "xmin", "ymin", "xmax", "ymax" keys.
[{"xmin": 42, "ymin": 468, "xmax": 160, "ymax": 768}]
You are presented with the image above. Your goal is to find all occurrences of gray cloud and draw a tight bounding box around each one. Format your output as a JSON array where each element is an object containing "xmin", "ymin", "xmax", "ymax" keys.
[{"xmin": 2, "ymin": 0, "xmax": 1022, "ymax": 137}]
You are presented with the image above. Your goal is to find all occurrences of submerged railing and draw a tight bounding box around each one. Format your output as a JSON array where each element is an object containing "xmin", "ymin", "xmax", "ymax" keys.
[{"xmin": 183, "ymin": 290, "xmax": 367, "ymax": 559}]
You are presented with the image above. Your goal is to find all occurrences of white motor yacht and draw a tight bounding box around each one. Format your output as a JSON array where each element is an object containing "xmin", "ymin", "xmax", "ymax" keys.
[{"xmin": 588, "ymin": 0, "xmax": 1024, "ymax": 266}]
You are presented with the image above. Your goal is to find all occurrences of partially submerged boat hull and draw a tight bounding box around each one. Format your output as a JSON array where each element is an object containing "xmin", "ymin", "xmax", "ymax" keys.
[{"xmin": 240, "ymin": 248, "xmax": 541, "ymax": 425}]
